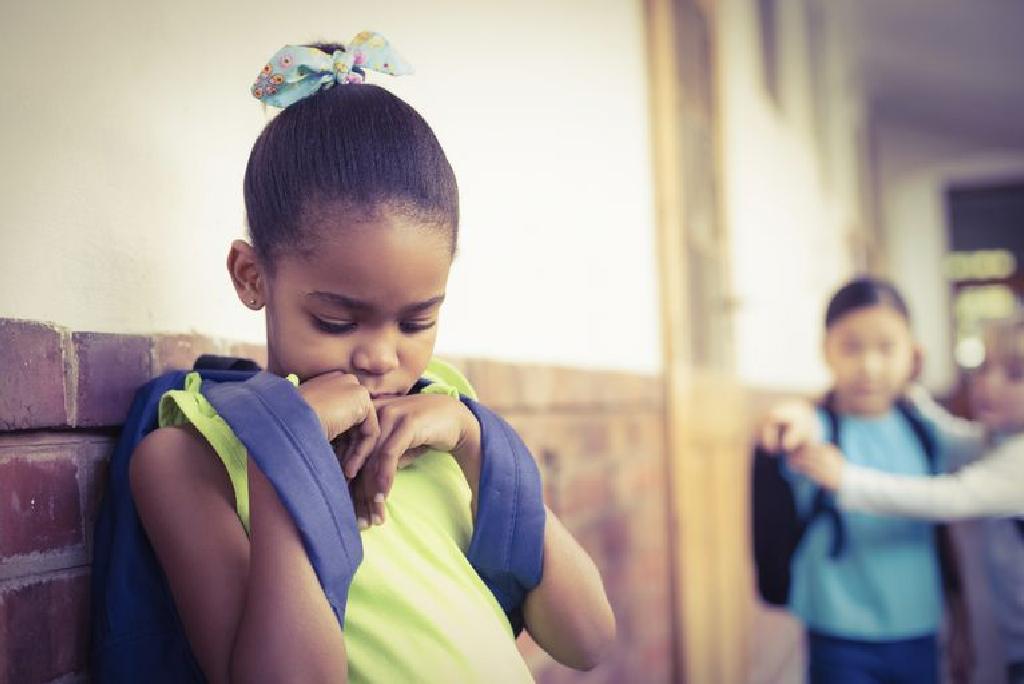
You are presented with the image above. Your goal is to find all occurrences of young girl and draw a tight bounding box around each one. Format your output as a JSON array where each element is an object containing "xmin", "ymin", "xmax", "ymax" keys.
[
  {"xmin": 757, "ymin": 276, "xmax": 962, "ymax": 684},
  {"xmin": 127, "ymin": 34, "xmax": 615, "ymax": 682},
  {"xmin": 783, "ymin": 315, "xmax": 1024, "ymax": 684}
]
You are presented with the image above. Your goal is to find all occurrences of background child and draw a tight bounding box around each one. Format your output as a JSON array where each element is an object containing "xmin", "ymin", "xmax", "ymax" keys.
[
  {"xmin": 757, "ymin": 276, "xmax": 964, "ymax": 684},
  {"xmin": 128, "ymin": 34, "xmax": 615, "ymax": 682},
  {"xmin": 783, "ymin": 315, "xmax": 1024, "ymax": 684}
]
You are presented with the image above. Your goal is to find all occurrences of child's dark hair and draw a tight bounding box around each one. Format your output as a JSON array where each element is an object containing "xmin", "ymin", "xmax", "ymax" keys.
[
  {"xmin": 244, "ymin": 44, "xmax": 459, "ymax": 265},
  {"xmin": 825, "ymin": 276, "xmax": 910, "ymax": 329}
]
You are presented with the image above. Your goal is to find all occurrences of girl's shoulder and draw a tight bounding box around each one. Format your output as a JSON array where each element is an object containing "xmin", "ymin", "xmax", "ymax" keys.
[
  {"xmin": 129, "ymin": 422, "xmax": 240, "ymax": 541},
  {"xmin": 421, "ymin": 358, "xmax": 476, "ymax": 399},
  {"xmin": 158, "ymin": 371, "xmax": 253, "ymax": 532}
]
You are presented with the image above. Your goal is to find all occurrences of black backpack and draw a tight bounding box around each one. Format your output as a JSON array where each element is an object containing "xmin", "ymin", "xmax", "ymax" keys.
[{"xmin": 751, "ymin": 395, "xmax": 951, "ymax": 607}]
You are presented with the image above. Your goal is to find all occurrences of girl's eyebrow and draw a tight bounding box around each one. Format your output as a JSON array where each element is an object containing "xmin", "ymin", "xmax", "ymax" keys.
[
  {"xmin": 306, "ymin": 291, "xmax": 445, "ymax": 312},
  {"xmin": 307, "ymin": 291, "xmax": 372, "ymax": 311},
  {"xmin": 402, "ymin": 295, "xmax": 446, "ymax": 313}
]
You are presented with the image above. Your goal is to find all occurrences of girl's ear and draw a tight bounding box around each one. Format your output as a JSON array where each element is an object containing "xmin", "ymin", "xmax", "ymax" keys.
[
  {"xmin": 227, "ymin": 240, "xmax": 264, "ymax": 310},
  {"xmin": 909, "ymin": 343, "xmax": 925, "ymax": 383}
]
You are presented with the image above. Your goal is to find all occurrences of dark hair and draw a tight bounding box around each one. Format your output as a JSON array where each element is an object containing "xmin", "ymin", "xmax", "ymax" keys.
[
  {"xmin": 243, "ymin": 50, "xmax": 459, "ymax": 264},
  {"xmin": 825, "ymin": 276, "xmax": 910, "ymax": 329}
]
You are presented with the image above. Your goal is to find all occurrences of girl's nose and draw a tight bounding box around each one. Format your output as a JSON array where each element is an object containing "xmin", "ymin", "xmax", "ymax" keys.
[
  {"xmin": 861, "ymin": 351, "xmax": 882, "ymax": 378},
  {"xmin": 351, "ymin": 333, "xmax": 399, "ymax": 376}
]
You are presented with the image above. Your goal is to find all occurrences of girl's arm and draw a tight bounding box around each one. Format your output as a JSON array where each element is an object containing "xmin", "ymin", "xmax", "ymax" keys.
[
  {"xmin": 789, "ymin": 440, "xmax": 1024, "ymax": 520},
  {"xmin": 520, "ymin": 508, "xmax": 616, "ymax": 670},
  {"xmin": 131, "ymin": 426, "xmax": 348, "ymax": 683},
  {"xmin": 904, "ymin": 384, "xmax": 986, "ymax": 469},
  {"xmin": 360, "ymin": 394, "xmax": 616, "ymax": 670},
  {"xmin": 449, "ymin": 417, "xmax": 615, "ymax": 670},
  {"xmin": 230, "ymin": 462, "xmax": 348, "ymax": 682},
  {"xmin": 132, "ymin": 372, "xmax": 375, "ymax": 682}
]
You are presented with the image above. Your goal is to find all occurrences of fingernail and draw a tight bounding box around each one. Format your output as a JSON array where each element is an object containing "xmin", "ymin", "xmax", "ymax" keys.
[
  {"xmin": 357, "ymin": 517, "xmax": 369, "ymax": 530},
  {"xmin": 372, "ymin": 514, "xmax": 383, "ymax": 526},
  {"xmin": 373, "ymin": 492, "xmax": 385, "ymax": 504}
]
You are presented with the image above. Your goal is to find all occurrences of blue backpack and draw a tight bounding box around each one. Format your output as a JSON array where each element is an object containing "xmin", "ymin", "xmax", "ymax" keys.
[{"xmin": 91, "ymin": 356, "xmax": 545, "ymax": 682}]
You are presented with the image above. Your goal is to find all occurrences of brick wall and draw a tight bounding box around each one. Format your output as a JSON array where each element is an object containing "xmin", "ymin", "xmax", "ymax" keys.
[{"xmin": 0, "ymin": 319, "xmax": 671, "ymax": 683}]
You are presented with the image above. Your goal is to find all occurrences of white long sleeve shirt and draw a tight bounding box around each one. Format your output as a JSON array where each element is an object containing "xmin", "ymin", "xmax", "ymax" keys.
[{"xmin": 839, "ymin": 437, "xmax": 1024, "ymax": 519}]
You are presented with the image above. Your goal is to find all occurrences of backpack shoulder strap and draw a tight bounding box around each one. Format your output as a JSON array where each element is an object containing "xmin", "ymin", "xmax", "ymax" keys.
[
  {"xmin": 819, "ymin": 392, "xmax": 840, "ymax": 445},
  {"xmin": 895, "ymin": 398, "xmax": 939, "ymax": 473},
  {"xmin": 813, "ymin": 394, "xmax": 847, "ymax": 558},
  {"xmin": 200, "ymin": 373, "xmax": 363, "ymax": 627}
]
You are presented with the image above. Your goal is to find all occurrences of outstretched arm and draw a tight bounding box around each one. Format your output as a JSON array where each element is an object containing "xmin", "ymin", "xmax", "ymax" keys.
[
  {"xmin": 788, "ymin": 439, "xmax": 1024, "ymax": 520},
  {"xmin": 904, "ymin": 384, "xmax": 986, "ymax": 469}
]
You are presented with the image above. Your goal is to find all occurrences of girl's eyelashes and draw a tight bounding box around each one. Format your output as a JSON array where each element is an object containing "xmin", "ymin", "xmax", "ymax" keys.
[
  {"xmin": 313, "ymin": 317, "xmax": 357, "ymax": 334},
  {"xmin": 311, "ymin": 316, "xmax": 435, "ymax": 335},
  {"xmin": 400, "ymin": 319, "xmax": 436, "ymax": 334}
]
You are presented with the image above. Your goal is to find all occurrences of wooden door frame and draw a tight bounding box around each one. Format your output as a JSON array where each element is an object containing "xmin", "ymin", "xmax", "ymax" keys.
[{"xmin": 643, "ymin": 1, "xmax": 750, "ymax": 682}]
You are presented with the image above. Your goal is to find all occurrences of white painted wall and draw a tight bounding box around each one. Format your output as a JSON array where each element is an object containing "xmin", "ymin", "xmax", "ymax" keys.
[
  {"xmin": 0, "ymin": 0, "xmax": 660, "ymax": 372},
  {"xmin": 875, "ymin": 118, "xmax": 1024, "ymax": 392},
  {"xmin": 717, "ymin": 0, "xmax": 863, "ymax": 391}
]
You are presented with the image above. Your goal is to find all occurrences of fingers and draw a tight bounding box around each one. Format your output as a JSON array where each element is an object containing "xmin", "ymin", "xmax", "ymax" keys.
[
  {"xmin": 759, "ymin": 419, "xmax": 781, "ymax": 453},
  {"xmin": 343, "ymin": 405, "xmax": 380, "ymax": 480},
  {"xmin": 759, "ymin": 402, "xmax": 819, "ymax": 453},
  {"xmin": 786, "ymin": 447, "xmax": 812, "ymax": 475},
  {"xmin": 370, "ymin": 413, "xmax": 417, "ymax": 521},
  {"xmin": 352, "ymin": 468, "xmax": 386, "ymax": 527},
  {"xmin": 759, "ymin": 414, "xmax": 798, "ymax": 453},
  {"xmin": 348, "ymin": 474, "xmax": 372, "ymax": 530},
  {"xmin": 397, "ymin": 446, "xmax": 428, "ymax": 468},
  {"xmin": 780, "ymin": 421, "xmax": 808, "ymax": 453},
  {"xmin": 786, "ymin": 444, "xmax": 842, "ymax": 490}
]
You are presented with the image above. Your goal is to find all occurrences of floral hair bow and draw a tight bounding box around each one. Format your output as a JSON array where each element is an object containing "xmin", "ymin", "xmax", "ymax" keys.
[{"xmin": 251, "ymin": 31, "xmax": 413, "ymax": 108}]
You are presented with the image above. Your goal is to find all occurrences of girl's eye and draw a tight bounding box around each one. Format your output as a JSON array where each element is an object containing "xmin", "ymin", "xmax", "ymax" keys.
[
  {"xmin": 400, "ymin": 319, "xmax": 436, "ymax": 334},
  {"xmin": 313, "ymin": 317, "xmax": 356, "ymax": 334},
  {"xmin": 841, "ymin": 341, "xmax": 862, "ymax": 354}
]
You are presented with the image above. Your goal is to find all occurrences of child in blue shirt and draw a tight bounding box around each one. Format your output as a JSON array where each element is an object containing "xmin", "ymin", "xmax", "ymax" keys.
[{"xmin": 759, "ymin": 277, "xmax": 964, "ymax": 684}]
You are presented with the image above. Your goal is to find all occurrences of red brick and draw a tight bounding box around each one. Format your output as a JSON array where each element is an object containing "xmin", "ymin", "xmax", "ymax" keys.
[
  {"xmin": 151, "ymin": 333, "xmax": 223, "ymax": 374},
  {"xmin": 0, "ymin": 457, "xmax": 82, "ymax": 558},
  {"xmin": 615, "ymin": 452, "xmax": 667, "ymax": 516},
  {"xmin": 558, "ymin": 462, "xmax": 617, "ymax": 522},
  {"xmin": 71, "ymin": 332, "xmax": 152, "ymax": 427},
  {"xmin": 0, "ymin": 572, "xmax": 90, "ymax": 683},
  {"xmin": 80, "ymin": 455, "xmax": 110, "ymax": 558},
  {"xmin": 461, "ymin": 359, "xmax": 525, "ymax": 409},
  {"xmin": 0, "ymin": 319, "xmax": 68, "ymax": 430}
]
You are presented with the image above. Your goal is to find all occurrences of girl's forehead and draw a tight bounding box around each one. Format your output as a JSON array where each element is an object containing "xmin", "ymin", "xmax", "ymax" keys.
[
  {"xmin": 828, "ymin": 304, "xmax": 911, "ymax": 333},
  {"xmin": 273, "ymin": 220, "xmax": 452, "ymax": 306}
]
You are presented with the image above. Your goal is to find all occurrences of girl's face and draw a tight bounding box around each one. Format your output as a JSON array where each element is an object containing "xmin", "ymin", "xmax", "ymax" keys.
[
  {"xmin": 231, "ymin": 210, "xmax": 452, "ymax": 396},
  {"xmin": 969, "ymin": 334, "xmax": 1024, "ymax": 434},
  {"xmin": 823, "ymin": 304, "xmax": 919, "ymax": 416}
]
